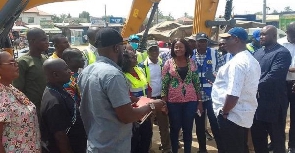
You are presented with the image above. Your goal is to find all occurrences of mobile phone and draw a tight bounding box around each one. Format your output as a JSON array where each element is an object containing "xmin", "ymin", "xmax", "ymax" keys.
[{"xmin": 204, "ymin": 71, "xmax": 216, "ymax": 83}]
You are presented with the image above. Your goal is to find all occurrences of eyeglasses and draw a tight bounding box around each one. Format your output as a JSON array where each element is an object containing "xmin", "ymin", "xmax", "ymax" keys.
[{"xmin": 0, "ymin": 61, "xmax": 18, "ymax": 66}]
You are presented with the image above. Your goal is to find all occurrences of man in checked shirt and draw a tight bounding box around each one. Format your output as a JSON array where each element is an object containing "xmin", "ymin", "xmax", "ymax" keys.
[{"xmin": 191, "ymin": 32, "xmax": 226, "ymax": 153}]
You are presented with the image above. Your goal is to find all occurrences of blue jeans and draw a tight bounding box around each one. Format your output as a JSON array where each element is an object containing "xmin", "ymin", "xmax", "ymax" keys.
[{"xmin": 167, "ymin": 101, "xmax": 198, "ymax": 153}]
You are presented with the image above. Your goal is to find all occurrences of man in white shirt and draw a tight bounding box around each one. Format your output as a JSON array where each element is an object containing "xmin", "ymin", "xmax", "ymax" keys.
[
  {"xmin": 139, "ymin": 40, "xmax": 172, "ymax": 153},
  {"xmin": 278, "ymin": 22, "xmax": 295, "ymax": 153},
  {"xmin": 212, "ymin": 27, "xmax": 261, "ymax": 153}
]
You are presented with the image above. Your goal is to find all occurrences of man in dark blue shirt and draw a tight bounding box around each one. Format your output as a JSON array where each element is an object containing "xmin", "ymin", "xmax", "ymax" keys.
[{"xmin": 252, "ymin": 25, "xmax": 292, "ymax": 153}]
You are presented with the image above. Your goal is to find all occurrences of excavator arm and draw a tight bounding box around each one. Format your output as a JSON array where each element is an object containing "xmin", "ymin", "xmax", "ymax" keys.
[{"xmin": 121, "ymin": 0, "xmax": 161, "ymax": 38}]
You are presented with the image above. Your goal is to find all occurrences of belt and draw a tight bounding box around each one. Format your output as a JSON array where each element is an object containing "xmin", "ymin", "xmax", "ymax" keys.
[{"xmin": 151, "ymin": 96, "xmax": 162, "ymax": 99}]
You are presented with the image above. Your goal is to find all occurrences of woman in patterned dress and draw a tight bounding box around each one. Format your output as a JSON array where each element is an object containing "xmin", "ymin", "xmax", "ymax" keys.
[
  {"xmin": 0, "ymin": 51, "xmax": 41, "ymax": 152},
  {"xmin": 161, "ymin": 39, "xmax": 202, "ymax": 153}
]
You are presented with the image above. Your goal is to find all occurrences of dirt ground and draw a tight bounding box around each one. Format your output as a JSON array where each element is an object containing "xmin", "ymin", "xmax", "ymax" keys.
[
  {"xmin": 150, "ymin": 112, "xmax": 291, "ymax": 153},
  {"xmin": 75, "ymin": 45, "xmax": 291, "ymax": 153}
]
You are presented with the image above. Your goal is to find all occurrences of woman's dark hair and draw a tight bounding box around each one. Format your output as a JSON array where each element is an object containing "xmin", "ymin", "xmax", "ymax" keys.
[
  {"xmin": 121, "ymin": 50, "xmax": 133, "ymax": 73},
  {"xmin": 170, "ymin": 38, "xmax": 193, "ymax": 58}
]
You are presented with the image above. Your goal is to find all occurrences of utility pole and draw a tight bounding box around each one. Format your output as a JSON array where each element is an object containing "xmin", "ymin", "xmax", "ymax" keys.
[
  {"xmin": 104, "ymin": 4, "xmax": 108, "ymax": 27},
  {"xmin": 262, "ymin": 0, "xmax": 266, "ymax": 23}
]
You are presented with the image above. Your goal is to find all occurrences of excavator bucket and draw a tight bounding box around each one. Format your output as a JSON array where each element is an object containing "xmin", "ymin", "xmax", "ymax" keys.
[
  {"xmin": 121, "ymin": 0, "xmax": 161, "ymax": 38},
  {"xmin": 193, "ymin": 0, "xmax": 219, "ymax": 35}
]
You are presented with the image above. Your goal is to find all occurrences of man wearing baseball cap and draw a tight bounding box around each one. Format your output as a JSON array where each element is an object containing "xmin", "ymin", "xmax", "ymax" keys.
[
  {"xmin": 78, "ymin": 28, "xmax": 166, "ymax": 153},
  {"xmin": 191, "ymin": 32, "xmax": 225, "ymax": 153},
  {"xmin": 139, "ymin": 40, "xmax": 172, "ymax": 153},
  {"xmin": 246, "ymin": 29, "xmax": 262, "ymax": 53},
  {"xmin": 212, "ymin": 27, "xmax": 261, "ymax": 153}
]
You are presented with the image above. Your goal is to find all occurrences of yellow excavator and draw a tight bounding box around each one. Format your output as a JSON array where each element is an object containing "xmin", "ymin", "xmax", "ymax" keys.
[{"xmin": 0, "ymin": 0, "xmax": 234, "ymax": 55}]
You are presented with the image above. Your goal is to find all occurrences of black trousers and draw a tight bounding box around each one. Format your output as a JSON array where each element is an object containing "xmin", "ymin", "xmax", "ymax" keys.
[
  {"xmin": 217, "ymin": 114, "xmax": 249, "ymax": 153},
  {"xmin": 287, "ymin": 81, "xmax": 295, "ymax": 148},
  {"xmin": 131, "ymin": 118, "xmax": 153, "ymax": 153},
  {"xmin": 251, "ymin": 115, "xmax": 286, "ymax": 153},
  {"xmin": 195, "ymin": 100, "xmax": 224, "ymax": 152}
]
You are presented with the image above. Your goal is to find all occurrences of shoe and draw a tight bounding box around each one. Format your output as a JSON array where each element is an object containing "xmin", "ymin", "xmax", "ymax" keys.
[
  {"xmin": 288, "ymin": 148, "xmax": 295, "ymax": 153},
  {"xmin": 205, "ymin": 130, "xmax": 214, "ymax": 141},
  {"xmin": 268, "ymin": 142, "xmax": 273, "ymax": 151}
]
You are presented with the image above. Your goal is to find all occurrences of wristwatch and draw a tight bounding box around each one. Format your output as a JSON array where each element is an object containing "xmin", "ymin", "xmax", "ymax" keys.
[
  {"xmin": 149, "ymin": 103, "xmax": 155, "ymax": 111},
  {"xmin": 220, "ymin": 110, "xmax": 229, "ymax": 118}
]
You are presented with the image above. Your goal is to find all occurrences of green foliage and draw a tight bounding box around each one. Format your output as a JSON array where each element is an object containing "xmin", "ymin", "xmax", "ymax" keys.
[{"xmin": 79, "ymin": 11, "xmax": 91, "ymax": 22}]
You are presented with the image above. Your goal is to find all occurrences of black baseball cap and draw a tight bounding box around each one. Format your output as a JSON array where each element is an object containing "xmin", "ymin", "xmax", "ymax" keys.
[
  {"xmin": 196, "ymin": 32, "xmax": 209, "ymax": 41},
  {"xmin": 94, "ymin": 28, "xmax": 123, "ymax": 48}
]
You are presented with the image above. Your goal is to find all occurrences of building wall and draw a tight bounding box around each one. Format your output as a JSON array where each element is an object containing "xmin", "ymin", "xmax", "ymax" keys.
[{"xmin": 19, "ymin": 12, "xmax": 51, "ymax": 25}]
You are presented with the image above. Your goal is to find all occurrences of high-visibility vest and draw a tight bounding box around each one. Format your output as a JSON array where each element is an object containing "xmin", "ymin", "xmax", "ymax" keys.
[
  {"xmin": 246, "ymin": 43, "xmax": 255, "ymax": 53},
  {"xmin": 86, "ymin": 51, "xmax": 96, "ymax": 65},
  {"xmin": 124, "ymin": 67, "xmax": 148, "ymax": 97},
  {"xmin": 136, "ymin": 51, "xmax": 148, "ymax": 63},
  {"xmin": 139, "ymin": 57, "xmax": 163, "ymax": 83},
  {"xmin": 191, "ymin": 48, "xmax": 218, "ymax": 97}
]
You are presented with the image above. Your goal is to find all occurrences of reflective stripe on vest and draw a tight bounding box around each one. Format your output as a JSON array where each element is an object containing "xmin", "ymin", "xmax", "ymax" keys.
[
  {"xmin": 246, "ymin": 43, "xmax": 255, "ymax": 53},
  {"xmin": 192, "ymin": 48, "xmax": 217, "ymax": 96},
  {"xmin": 124, "ymin": 67, "xmax": 148, "ymax": 97},
  {"xmin": 143, "ymin": 57, "xmax": 163, "ymax": 83}
]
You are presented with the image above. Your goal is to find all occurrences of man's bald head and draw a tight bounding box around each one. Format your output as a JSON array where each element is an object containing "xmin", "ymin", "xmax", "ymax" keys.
[
  {"xmin": 287, "ymin": 22, "xmax": 295, "ymax": 43},
  {"xmin": 43, "ymin": 58, "xmax": 71, "ymax": 84},
  {"xmin": 260, "ymin": 25, "xmax": 277, "ymax": 47},
  {"xmin": 87, "ymin": 27, "xmax": 100, "ymax": 45}
]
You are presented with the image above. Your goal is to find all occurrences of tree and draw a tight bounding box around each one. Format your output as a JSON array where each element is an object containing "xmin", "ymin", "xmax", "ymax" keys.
[
  {"xmin": 272, "ymin": 9, "xmax": 278, "ymax": 14},
  {"xmin": 255, "ymin": 11, "xmax": 262, "ymax": 15},
  {"xmin": 79, "ymin": 11, "xmax": 90, "ymax": 22},
  {"xmin": 51, "ymin": 14, "xmax": 62, "ymax": 23},
  {"xmin": 67, "ymin": 13, "xmax": 72, "ymax": 18},
  {"xmin": 283, "ymin": 6, "xmax": 293, "ymax": 12},
  {"xmin": 184, "ymin": 12, "xmax": 188, "ymax": 17},
  {"xmin": 59, "ymin": 13, "xmax": 67, "ymax": 22}
]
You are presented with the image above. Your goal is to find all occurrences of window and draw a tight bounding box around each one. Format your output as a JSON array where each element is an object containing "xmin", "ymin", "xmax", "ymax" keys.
[
  {"xmin": 28, "ymin": 17, "xmax": 34, "ymax": 23},
  {"xmin": 41, "ymin": 18, "xmax": 46, "ymax": 21}
]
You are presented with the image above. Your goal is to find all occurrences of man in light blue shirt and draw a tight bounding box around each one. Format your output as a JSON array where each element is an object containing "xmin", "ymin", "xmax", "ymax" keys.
[{"xmin": 78, "ymin": 28, "xmax": 166, "ymax": 153}]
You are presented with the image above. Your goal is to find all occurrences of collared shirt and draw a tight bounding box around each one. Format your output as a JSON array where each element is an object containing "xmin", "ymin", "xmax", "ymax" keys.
[
  {"xmin": 212, "ymin": 51, "xmax": 261, "ymax": 128},
  {"xmin": 278, "ymin": 37, "xmax": 295, "ymax": 81},
  {"xmin": 40, "ymin": 83, "xmax": 86, "ymax": 152},
  {"xmin": 78, "ymin": 56, "xmax": 132, "ymax": 153},
  {"xmin": 159, "ymin": 49, "xmax": 171, "ymax": 65},
  {"xmin": 82, "ymin": 44, "xmax": 99, "ymax": 68},
  {"xmin": 12, "ymin": 53, "xmax": 47, "ymax": 112},
  {"xmin": 147, "ymin": 58, "xmax": 162, "ymax": 97},
  {"xmin": 194, "ymin": 49, "xmax": 226, "ymax": 102}
]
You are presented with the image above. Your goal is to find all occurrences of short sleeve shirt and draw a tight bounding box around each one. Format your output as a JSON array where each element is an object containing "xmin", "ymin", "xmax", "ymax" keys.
[
  {"xmin": 12, "ymin": 53, "xmax": 47, "ymax": 111},
  {"xmin": 212, "ymin": 51, "xmax": 261, "ymax": 128},
  {"xmin": 40, "ymin": 84, "xmax": 86, "ymax": 153},
  {"xmin": 78, "ymin": 56, "xmax": 132, "ymax": 153}
]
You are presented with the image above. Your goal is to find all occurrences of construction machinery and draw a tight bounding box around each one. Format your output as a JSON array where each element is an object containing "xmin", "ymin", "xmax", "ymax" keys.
[{"xmin": 0, "ymin": 0, "xmax": 234, "ymax": 55}]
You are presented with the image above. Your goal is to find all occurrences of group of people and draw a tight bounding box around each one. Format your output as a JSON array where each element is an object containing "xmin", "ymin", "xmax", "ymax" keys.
[{"xmin": 0, "ymin": 21, "xmax": 294, "ymax": 153}]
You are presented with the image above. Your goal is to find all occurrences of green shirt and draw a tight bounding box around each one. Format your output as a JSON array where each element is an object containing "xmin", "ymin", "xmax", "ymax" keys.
[{"xmin": 13, "ymin": 53, "xmax": 47, "ymax": 112}]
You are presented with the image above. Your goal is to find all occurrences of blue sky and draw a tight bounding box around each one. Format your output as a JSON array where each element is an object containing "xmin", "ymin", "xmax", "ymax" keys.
[{"xmin": 38, "ymin": 0, "xmax": 295, "ymax": 19}]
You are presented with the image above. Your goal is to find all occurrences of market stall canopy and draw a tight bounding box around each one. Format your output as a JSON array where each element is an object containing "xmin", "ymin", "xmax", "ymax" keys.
[
  {"xmin": 137, "ymin": 21, "xmax": 192, "ymax": 41},
  {"xmin": 12, "ymin": 25, "xmax": 27, "ymax": 30}
]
